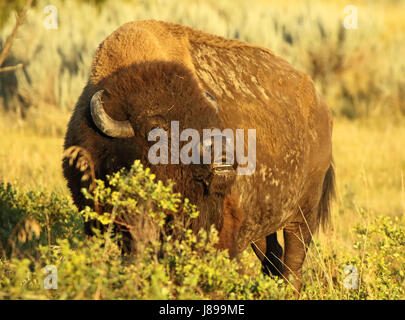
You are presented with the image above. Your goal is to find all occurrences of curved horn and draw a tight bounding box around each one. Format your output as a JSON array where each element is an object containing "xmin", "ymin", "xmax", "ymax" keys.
[{"xmin": 90, "ymin": 90, "xmax": 135, "ymax": 138}]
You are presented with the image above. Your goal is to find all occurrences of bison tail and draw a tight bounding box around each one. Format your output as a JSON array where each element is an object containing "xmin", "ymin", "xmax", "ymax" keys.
[{"xmin": 318, "ymin": 159, "xmax": 336, "ymax": 230}]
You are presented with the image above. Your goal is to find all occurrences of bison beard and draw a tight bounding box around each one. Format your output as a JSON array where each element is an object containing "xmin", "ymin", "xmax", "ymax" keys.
[{"xmin": 62, "ymin": 20, "xmax": 335, "ymax": 296}]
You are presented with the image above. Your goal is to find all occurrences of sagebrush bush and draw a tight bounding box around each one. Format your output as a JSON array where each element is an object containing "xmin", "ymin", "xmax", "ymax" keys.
[
  {"xmin": 0, "ymin": 0, "xmax": 404, "ymax": 117},
  {"xmin": 299, "ymin": 215, "xmax": 405, "ymax": 300},
  {"xmin": 0, "ymin": 161, "xmax": 295, "ymax": 299},
  {"xmin": 1, "ymin": 161, "xmax": 404, "ymax": 299},
  {"xmin": 352, "ymin": 216, "xmax": 405, "ymax": 299},
  {"xmin": 0, "ymin": 182, "xmax": 82, "ymax": 258}
]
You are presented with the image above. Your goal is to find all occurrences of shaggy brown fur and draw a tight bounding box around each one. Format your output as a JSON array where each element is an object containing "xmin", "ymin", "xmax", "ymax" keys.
[
  {"xmin": 63, "ymin": 20, "xmax": 335, "ymax": 293},
  {"xmin": 217, "ymin": 192, "xmax": 246, "ymax": 257}
]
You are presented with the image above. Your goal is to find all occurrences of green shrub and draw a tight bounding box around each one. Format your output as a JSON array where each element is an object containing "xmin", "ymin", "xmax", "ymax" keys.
[
  {"xmin": 0, "ymin": 161, "xmax": 294, "ymax": 299},
  {"xmin": 300, "ymin": 215, "xmax": 405, "ymax": 299},
  {"xmin": 0, "ymin": 182, "xmax": 82, "ymax": 258},
  {"xmin": 1, "ymin": 161, "xmax": 404, "ymax": 300},
  {"xmin": 352, "ymin": 216, "xmax": 405, "ymax": 299}
]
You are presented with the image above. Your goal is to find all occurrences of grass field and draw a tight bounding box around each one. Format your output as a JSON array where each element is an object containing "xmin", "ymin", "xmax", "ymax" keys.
[{"xmin": 0, "ymin": 0, "xmax": 404, "ymax": 299}]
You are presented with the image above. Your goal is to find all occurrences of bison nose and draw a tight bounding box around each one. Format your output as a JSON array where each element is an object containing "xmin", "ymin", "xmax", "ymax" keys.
[{"xmin": 201, "ymin": 134, "xmax": 236, "ymax": 173}]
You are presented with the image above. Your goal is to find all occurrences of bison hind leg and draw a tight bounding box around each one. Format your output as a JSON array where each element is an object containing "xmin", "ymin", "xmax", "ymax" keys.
[{"xmin": 251, "ymin": 233, "xmax": 283, "ymax": 278}]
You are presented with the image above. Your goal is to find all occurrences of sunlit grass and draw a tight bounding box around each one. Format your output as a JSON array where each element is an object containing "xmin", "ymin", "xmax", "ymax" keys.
[{"xmin": 0, "ymin": 109, "xmax": 68, "ymax": 194}]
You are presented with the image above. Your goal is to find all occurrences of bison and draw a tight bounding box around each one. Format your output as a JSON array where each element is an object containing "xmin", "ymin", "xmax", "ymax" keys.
[{"xmin": 63, "ymin": 20, "xmax": 335, "ymax": 293}]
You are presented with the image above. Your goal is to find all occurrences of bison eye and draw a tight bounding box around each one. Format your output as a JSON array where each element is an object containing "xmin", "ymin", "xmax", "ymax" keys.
[
  {"xmin": 205, "ymin": 91, "xmax": 218, "ymax": 113},
  {"xmin": 205, "ymin": 91, "xmax": 216, "ymax": 102}
]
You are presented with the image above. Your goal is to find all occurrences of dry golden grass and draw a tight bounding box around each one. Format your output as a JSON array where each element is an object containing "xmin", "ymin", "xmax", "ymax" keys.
[{"xmin": 0, "ymin": 108, "xmax": 69, "ymax": 194}]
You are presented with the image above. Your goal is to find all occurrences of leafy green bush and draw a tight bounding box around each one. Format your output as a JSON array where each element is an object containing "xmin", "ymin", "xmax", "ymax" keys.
[
  {"xmin": 0, "ymin": 161, "xmax": 294, "ymax": 299},
  {"xmin": 352, "ymin": 216, "xmax": 405, "ymax": 299},
  {"xmin": 0, "ymin": 182, "xmax": 82, "ymax": 258},
  {"xmin": 1, "ymin": 161, "xmax": 404, "ymax": 299},
  {"xmin": 300, "ymin": 215, "xmax": 405, "ymax": 300}
]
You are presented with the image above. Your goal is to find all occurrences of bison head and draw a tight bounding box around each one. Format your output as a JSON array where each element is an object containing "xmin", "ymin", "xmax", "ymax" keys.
[{"xmin": 87, "ymin": 61, "xmax": 237, "ymax": 232}]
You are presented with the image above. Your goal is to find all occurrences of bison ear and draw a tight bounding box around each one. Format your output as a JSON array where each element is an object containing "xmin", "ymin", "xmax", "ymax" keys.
[{"xmin": 205, "ymin": 91, "xmax": 219, "ymax": 114}]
